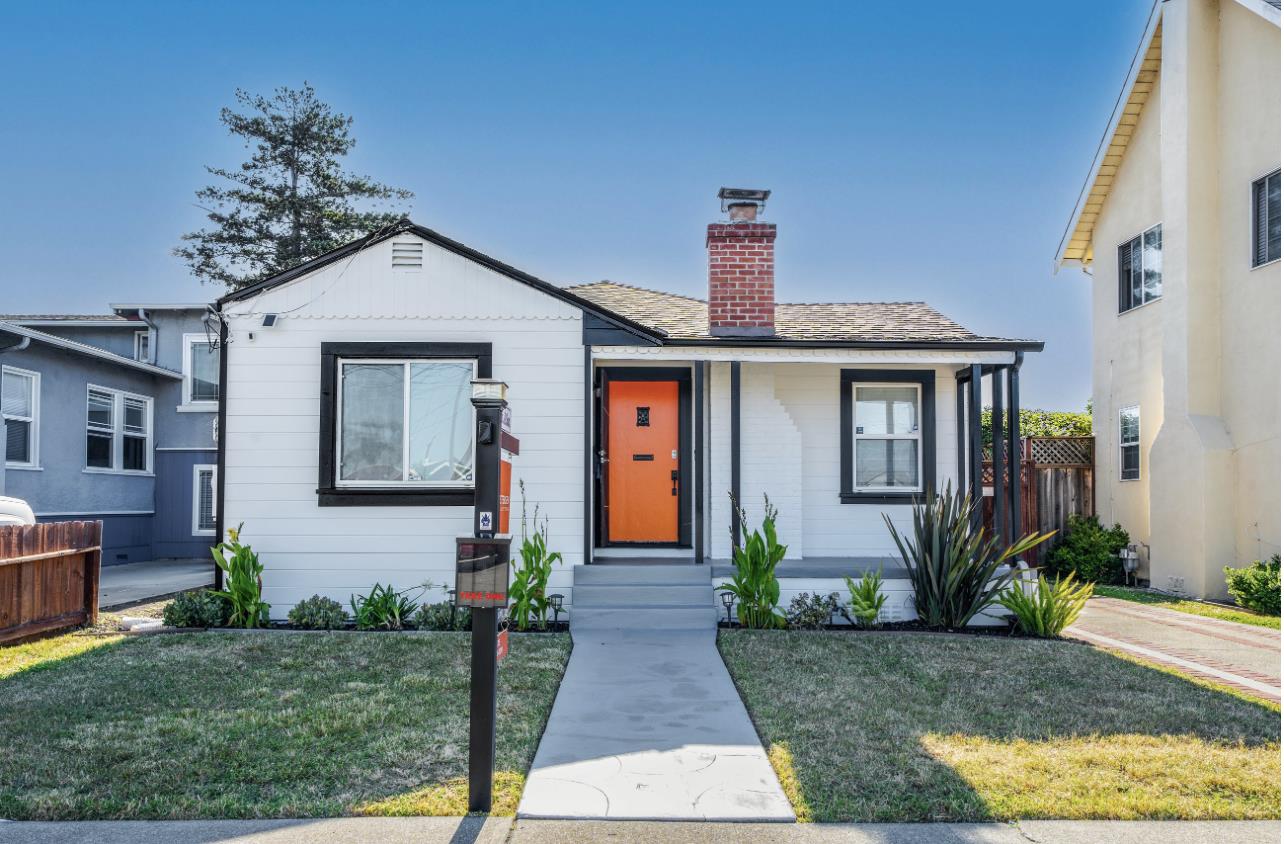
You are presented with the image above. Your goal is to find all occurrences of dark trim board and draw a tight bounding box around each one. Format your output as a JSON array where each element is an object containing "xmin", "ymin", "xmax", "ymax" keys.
[
  {"xmin": 594, "ymin": 366, "xmax": 693, "ymax": 549},
  {"xmin": 838, "ymin": 369, "xmax": 936, "ymax": 505},
  {"xmin": 693, "ymin": 361, "xmax": 705, "ymax": 565},
  {"xmin": 730, "ymin": 361, "xmax": 741, "ymax": 547},
  {"xmin": 213, "ymin": 315, "xmax": 229, "ymax": 591},
  {"xmin": 316, "ymin": 342, "xmax": 492, "ymax": 507}
]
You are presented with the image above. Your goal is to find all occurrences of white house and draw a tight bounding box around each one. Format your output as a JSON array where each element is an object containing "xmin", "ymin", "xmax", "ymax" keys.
[
  {"xmin": 216, "ymin": 189, "xmax": 1040, "ymax": 624},
  {"xmin": 1056, "ymin": 0, "xmax": 1280, "ymax": 598}
]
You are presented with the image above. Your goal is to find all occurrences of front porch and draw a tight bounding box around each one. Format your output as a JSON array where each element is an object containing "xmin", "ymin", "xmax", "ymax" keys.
[{"xmin": 584, "ymin": 350, "xmax": 1028, "ymax": 568}]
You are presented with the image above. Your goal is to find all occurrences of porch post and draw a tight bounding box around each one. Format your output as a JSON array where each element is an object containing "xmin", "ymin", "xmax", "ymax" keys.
[
  {"xmin": 955, "ymin": 374, "xmax": 966, "ymax": 493},
  {"xmin": 730, "ymin": 361, "xmax": 741, "ymax": 549},
  {"xmin": 967, "ymin": 364, "xmax": 983, "ymax": 530},
  {"xmin": 583, "ymin": 346, "xmax": 593, "ymax": 566},
  {"xmin": 1006, "ymin": 353, "xmax": 1023, "ymax": 545},
  {"xmin": 991, "ymin": 365, "xmax": 1007, "ymax": 543},
  {"xmin": 694, "ymin": 361, "xmax": 705, "ymax": 565}
]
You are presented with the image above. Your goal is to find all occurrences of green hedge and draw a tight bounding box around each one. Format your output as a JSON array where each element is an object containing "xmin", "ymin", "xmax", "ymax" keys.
[{"xmin": 981, "ymin": 408, "xmax": 1091, "ymax": 448}]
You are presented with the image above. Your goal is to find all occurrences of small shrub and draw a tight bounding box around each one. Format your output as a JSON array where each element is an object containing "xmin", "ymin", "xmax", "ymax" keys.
[
  {"xmin": 999, "ymin": 572, "xmax": 1094, "ymax": 637},
  {"xmin": 889, "ymin": 483, "xmax": 1054, "ymax": 629},
  {"xmin": 350, "ymin": 583, "xmax": 419, "ymax": 630},
  {"xmin": 162, "ymin": 589, "xmax": 230, "ymax": 628},
  {"xmin": 211, "ymin": 523, "xmax": 270, "ymax": 628},
  {"xmin": 1044, "ymin": 515, "xmax": 1130, "ymax": 584},
  {"xmin": 844, "ymin": 570, "xmax": 887, "ymax": 628},
  {"xmin": 786, "ymin": 592, "xmax": 839, "ymax": 630},
  {"xmin": 717, "ymin": 494, "xmax": 787, "ymax": 629},
  {"xmin": 288, "ymin": 594, "xmax": 347, "ymax": 630},
  {"xmin": 1225, "ymin": 556, "xmax": 1281, "ymax": 616},
  {"xmin": 414, "ymin": 601, "xmax": 471, "ymax": 631}
]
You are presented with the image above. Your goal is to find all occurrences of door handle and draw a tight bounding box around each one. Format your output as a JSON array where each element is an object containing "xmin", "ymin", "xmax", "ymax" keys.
[{"xmin": 671, "ymin": 469, "xmax": 679, "ymax": 496}]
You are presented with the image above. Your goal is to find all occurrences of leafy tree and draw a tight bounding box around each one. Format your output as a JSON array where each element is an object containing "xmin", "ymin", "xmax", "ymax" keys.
[
  {"xmin": 176, "ymin": 83, "xmax": 412, "ymax": 289},
  {"xmin": 981, "ymin": 407, "xmax": 1092, "ymax": 448}
]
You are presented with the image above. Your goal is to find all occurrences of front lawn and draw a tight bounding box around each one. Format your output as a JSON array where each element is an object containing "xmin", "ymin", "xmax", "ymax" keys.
[
  {"xmin": 0, "ymin": 630, "xmax": 570, "ymax": 819},
  {"xmin": 719, "ymin": 630, "xmax": 1280, "ymax": 823},
  {"xmin": 1093, "ymin": 585, "xmax": 1280, "ymax": 629}
]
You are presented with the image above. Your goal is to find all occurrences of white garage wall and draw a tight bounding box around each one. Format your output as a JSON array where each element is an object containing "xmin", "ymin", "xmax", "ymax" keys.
[{"xmin": 221, "ymin": 235, "xmax": 585, "ymax": 618}]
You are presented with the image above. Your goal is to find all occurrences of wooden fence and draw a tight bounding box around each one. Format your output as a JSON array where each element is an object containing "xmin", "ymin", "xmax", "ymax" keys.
[
  {"xmin": 983, "ymin": 437, "xmax": 1094, "ymax": 563},
  {"xmin": 0, "ymin": 521, "xmax": 102, "ymax": 644}
]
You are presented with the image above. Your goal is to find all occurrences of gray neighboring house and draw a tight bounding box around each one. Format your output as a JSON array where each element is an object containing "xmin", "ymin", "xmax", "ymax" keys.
[{"xmin": 0, "ymin": 304, "xmax": 219, "ymax": 564}]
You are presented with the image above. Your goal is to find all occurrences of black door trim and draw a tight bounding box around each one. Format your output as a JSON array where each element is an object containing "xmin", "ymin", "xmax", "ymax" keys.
[{"xmin": 595, "ymin": 366, "xmax": 693, "ymax": 549}]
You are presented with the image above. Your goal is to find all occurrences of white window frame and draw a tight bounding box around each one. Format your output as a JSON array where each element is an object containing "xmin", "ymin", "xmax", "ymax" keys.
[
  {"xmin": 133, "ymin": 330, "xmax": 151, "ymax": 363},
  {"xmin": 1251, "ymin": 168, "xmax": 1281, "ymax": 269},
  {"xmin": 84, "ymin": 384, "xmax": 153, "ymax": 475},
  {"xmin": 334, "ymin": 357, "xmax": 477, "ymax": 489},
  {"xmin": 2, "ymin": 365, "xmax": 40, "ymax": 469},
  {"xmin": 1119, "ymin": 405, "xmax": 1140, "ymax": 482},
  {"xmin": 192, "ymin": 464, "xmax": 217, "ymax": 536},
  {"xmin": 180, "ymin": 333, "xmax": 219, "ymax": 411},
  {"xmin": 1117, "ymin": 223, "xmax": 1163, "ymax": 314},
  {"xmin": 851, "ymin": 381, "xmax": 924, "ymax": 494}
]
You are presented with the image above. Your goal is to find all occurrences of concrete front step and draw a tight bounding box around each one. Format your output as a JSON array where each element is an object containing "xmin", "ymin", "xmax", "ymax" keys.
[
  {"xmin": 573, "ymin": 584, "xmax": 712, "ymax": 607},
  {"xmin": 571, "ymin": 606, "xmax": 717, "ymax": 631},
  {"xmin": 575, "ymin": 565, "xmax": 710, "ymax": 586}
]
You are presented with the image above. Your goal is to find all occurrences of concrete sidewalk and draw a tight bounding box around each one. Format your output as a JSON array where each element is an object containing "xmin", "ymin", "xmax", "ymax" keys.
[
  {"xmin": 1, "ymin": 819, "xmax": 1278, "ymax": 844},
  {"xmin": 1067, "ymin": 596, "xmax": 1281, "ymax": 701},
  {"xmin": 99, "ymin": 558, "xmax": 211, "ymax": 609},
  {"xmin": 517, "ymin": 629, "xmax": 794, "ymax": 821}
]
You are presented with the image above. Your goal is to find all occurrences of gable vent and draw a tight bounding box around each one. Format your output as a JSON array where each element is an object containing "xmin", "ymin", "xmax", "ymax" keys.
[{"xmin": 391, "ymin": 240, "xmax": 424, "ymax": 270}]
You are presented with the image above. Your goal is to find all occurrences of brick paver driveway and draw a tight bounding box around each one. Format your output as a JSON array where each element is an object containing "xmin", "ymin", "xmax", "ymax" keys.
[{"xmin": 1068, "ymin": 596, "xmax": 1281, "ymax": 702}]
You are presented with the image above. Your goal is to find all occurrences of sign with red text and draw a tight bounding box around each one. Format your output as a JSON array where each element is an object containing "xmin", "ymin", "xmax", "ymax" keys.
[{"xmin": 455, "ymin": 537, "xmax": 511, "ymax": 608}]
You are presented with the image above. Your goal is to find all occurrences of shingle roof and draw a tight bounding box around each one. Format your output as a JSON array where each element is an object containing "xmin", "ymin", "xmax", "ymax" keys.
[
  {"xmin": 0, "ymin": 314, "xmax": 129, "ymax": 322},
  {"xmin": 567, "ymin": 281, "xmax": 1034, "ymax": 345}
]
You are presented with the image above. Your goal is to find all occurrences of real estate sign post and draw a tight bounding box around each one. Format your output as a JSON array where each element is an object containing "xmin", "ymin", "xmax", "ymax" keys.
[{"xmin": 460, "ymin": 380, "xmax": 514, "ymax": 814}]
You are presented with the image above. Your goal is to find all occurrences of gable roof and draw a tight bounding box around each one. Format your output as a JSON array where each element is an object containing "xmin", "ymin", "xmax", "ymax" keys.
[
  {"xmin": 569, "ymin": 281, "xmax": 1042, "ymax": 350},
  {"xmin": 1056, "ymin": 2, "xmax": 1164, "ymax": 269},
  {"xmin": 0, "ymin": 321, "xmax": 183, "ymax": 379},
  {"xmin": 216, "ymin": 219, "xmax": 661, "ymax": 345},
  {"xmin": 1056, "ymin": 0, "xmax": 1280, "ymax": 269}
]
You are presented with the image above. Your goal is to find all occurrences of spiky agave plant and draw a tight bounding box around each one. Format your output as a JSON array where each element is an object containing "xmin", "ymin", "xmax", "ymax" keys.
[
  {"xmin": 886, "ymin": 484, "xmax": 1054, "ymax": 629},
  {"xmin": 1000, "ymin": 572, "xmax": 1093, "ymax": 637}
]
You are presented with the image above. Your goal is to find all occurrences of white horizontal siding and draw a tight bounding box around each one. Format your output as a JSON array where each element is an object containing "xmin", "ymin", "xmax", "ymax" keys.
[{"xmin": 222, "ymin": 234, "xmax": 585, "ymax": 619}]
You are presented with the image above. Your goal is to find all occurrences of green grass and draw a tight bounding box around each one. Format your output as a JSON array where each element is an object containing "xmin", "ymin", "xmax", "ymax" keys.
[
  {"xmin": 0, "ymin": 630, "xmax": 570, "ymax": 819},
  {"xmin": 1094, "ymin": 585, "xmax": 1280, "ymax": 629},
  {"xmin": 719, "ymin": 630, "xmax": 1280, "ymax": 823}
]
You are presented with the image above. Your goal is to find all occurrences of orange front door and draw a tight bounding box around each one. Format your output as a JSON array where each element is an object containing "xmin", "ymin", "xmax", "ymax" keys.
[{"xmin": 606, "ymin": 380, "xmax": 679, "ymax": 542}]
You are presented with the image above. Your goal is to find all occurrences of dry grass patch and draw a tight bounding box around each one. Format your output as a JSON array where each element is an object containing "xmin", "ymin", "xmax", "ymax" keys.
[
  {"xmin": 719, "ymin": 630, "xmax": 1280, "ymax": 823},
  {"xmin": 0, "ymin": 630, "xmax": 570, "ymax": 819}
]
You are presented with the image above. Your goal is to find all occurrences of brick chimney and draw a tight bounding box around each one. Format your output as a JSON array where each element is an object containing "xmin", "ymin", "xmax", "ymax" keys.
[{"xmin": 708, "ymin": 188, "xmax": 775, "ymax": 337}]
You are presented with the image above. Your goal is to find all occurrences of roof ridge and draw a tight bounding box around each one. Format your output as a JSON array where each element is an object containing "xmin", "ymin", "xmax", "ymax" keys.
[{"xmin": 778, "ymin": 300, "xmax": 931, "ymax": 307}]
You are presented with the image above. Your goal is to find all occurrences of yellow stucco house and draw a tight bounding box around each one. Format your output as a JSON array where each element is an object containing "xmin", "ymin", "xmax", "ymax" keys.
[{"xmin": 1057, "ymin": 0, "xmax": 1280, "ymax": 598}]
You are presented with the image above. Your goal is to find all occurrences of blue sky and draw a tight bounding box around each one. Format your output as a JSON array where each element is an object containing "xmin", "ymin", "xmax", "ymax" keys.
[{"xmin": 0, "ymin": 1, "xmax": 1156, "ymax": 409}]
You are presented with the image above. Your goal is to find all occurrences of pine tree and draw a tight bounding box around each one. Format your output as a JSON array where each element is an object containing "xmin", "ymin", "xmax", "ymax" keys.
[{"xmin": 176, "ymin": 83, "xmax": 412, "ymax": 289}]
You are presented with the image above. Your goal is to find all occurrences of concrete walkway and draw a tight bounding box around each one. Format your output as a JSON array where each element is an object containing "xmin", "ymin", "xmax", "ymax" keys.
[
  {"xmin": 1, "ymin": 819, "xmax": 1278, "ymax": 844},
  {"xmin": 517, "ymin": 628, "xmax": 794, "ymax": 821},
  {"xmin": 1067, "ymin": 596, "xmax": 1281, "ymax": 701},
  {"xmin": 99, "ymin": 558, "xmax": 211, "ymax": 609}
]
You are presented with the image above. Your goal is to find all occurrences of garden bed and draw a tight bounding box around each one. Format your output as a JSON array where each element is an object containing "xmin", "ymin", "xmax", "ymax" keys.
[
  {"xmin": 0, "ymin": 629, "xmax": 571, "ymax": 819},
  {"xmin": 716, "ymin": 619, "xmax": 1047, "ymax": 639},
  {"xmin": 719, "ymin": 629, "xmax": 1280, "ymax": 823}
]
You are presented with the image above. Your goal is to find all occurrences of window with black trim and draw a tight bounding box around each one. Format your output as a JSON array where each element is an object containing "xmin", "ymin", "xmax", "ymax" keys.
[
  {"xmin": 317, "ymin": 342, "xmax": 491, "ymax": 506},
  {"xmin": 1118, "ymin": 224, "xmax": 1162, "ymax": 313},
  {"xmin": 1252, "ymin": 170, "xmax": 1280, "ymax": 268},
  {"xmin": 840, "ymin": 369, "xmax": 935, "ymax": 503}
]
